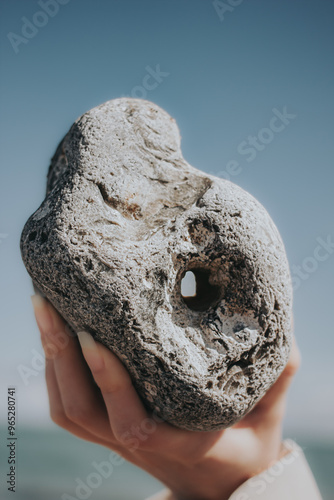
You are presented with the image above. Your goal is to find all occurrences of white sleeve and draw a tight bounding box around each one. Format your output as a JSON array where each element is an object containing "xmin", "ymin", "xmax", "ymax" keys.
[
  {"xmin": 145, "ymin": 440, "xmax": 323, "ymax": 500},
  {"xmin": 229, "ymin": 439, "xmax": 322, "ymax": 500}
]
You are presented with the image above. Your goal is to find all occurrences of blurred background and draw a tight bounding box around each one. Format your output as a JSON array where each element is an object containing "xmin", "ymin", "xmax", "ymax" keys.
[{"xmin": 0, "ymin": 0, "xmax": 333, "ymax": 498}]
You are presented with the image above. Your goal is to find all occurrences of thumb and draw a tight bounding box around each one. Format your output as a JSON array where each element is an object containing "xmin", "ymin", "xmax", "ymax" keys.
[{"xmin": 245, "ymin": 336, "xmax": 301, "ymax": 431}]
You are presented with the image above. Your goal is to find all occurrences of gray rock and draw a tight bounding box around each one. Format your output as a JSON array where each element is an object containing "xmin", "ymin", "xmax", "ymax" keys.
[{"xmin": 20, "ymin": 98, "xmax": 292, "ymax": 431}]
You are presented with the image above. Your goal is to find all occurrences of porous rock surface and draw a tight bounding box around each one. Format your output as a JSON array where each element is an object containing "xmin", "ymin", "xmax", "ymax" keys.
[{"xmin": 20, "ymin": 98, "xmax": 292, "ymax": 431}]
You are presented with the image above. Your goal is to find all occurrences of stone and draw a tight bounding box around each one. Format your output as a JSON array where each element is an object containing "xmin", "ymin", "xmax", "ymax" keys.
[{"xmin": 20, "ymin": 98, "xmax": 293, "ymax": 431}]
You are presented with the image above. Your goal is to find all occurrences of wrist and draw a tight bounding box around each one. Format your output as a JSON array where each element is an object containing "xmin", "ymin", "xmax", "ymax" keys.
[
  {"xmin": 148, "ymin": 442, "xmax": 291, "ymax": 500},
  {"xmin": 164, "ymin": 440, "xmax": 284, "ymax": 500}
]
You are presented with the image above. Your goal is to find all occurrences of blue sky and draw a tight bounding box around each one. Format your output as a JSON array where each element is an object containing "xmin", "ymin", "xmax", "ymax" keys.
[{"xmin": 0, "ymin": 0, "xmax": 333, "ymax": 439}]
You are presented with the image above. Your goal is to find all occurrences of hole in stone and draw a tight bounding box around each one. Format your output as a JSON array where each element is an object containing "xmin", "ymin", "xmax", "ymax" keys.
[
  {"xmin": 181, "ymin": 268, "xmax": 221, "ymax": 312},
  {"xmin": 181, "ymin": 271, "xmax": 196, "ymax": 298}
]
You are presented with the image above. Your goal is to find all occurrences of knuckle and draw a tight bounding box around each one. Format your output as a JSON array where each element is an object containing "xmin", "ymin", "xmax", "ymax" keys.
[
  {"xmin": 53, "ymin": 330, "xmax": 70, "ymax": 349},
  {"xmin": 42, "ymin": 331, "xmax": 69, "ymax": 359},
  {"xmin": 42, "ymin": 340, "xmax": 61, "ymax": 360},
  {"xmin": 50, "ymin": 409, "xmax": 68, "ymax": 428},
  {"xmin": 101, "ymin": 380, "xmax": 133, "ymax": 396},
  {"xmin": 64, "ymin": 404, "xmax": 92, "ymax": 426}
]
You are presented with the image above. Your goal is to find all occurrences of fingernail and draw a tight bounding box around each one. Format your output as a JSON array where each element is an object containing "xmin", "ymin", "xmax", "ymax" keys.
[
  {"xmin": 31, "ymin": 294, "xmax": 53, "ymax": 333},
  {"xmin": 77, "ymin": 331, "xmax": 105, "ymax": 371}
]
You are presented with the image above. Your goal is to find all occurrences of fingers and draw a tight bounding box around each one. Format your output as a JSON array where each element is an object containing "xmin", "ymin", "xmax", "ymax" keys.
[
  {"xmin": 32, "ymin": 294, "xmax": 224, "ymax": 464},
  {"xmin": 31, "ymin": 295, "xmax": 116, "ymax": 445},
  {"xmin": 44, "ymin": 356, "xmax": 110, "ymax": 447},
  {"xmin": 78, "ymin": 331, "xmax": 224, "ymax": 462},
  {"xmin": 77, "ymin": 332, "xmax": 152, "ymax": 448},
  {"xmin": 245, "ymin": 336, "xmax": 301, "ymax": 432}
]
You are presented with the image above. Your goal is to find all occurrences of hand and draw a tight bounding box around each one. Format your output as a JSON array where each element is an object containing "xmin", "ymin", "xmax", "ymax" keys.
[{"xmin": 32, "ymin": 294, "xmax": 300, "ymax": 500}]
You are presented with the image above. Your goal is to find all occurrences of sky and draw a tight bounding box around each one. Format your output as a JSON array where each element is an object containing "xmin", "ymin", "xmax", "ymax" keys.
[{"xmin": 0, "ymin": 0, "xmax": 333, "ymax": 442}]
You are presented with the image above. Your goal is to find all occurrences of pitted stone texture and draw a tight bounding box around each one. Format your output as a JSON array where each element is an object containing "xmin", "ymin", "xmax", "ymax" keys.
[{"xmin": 20, "ymin": 98, "xmax": 292, "ymax": 431}]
